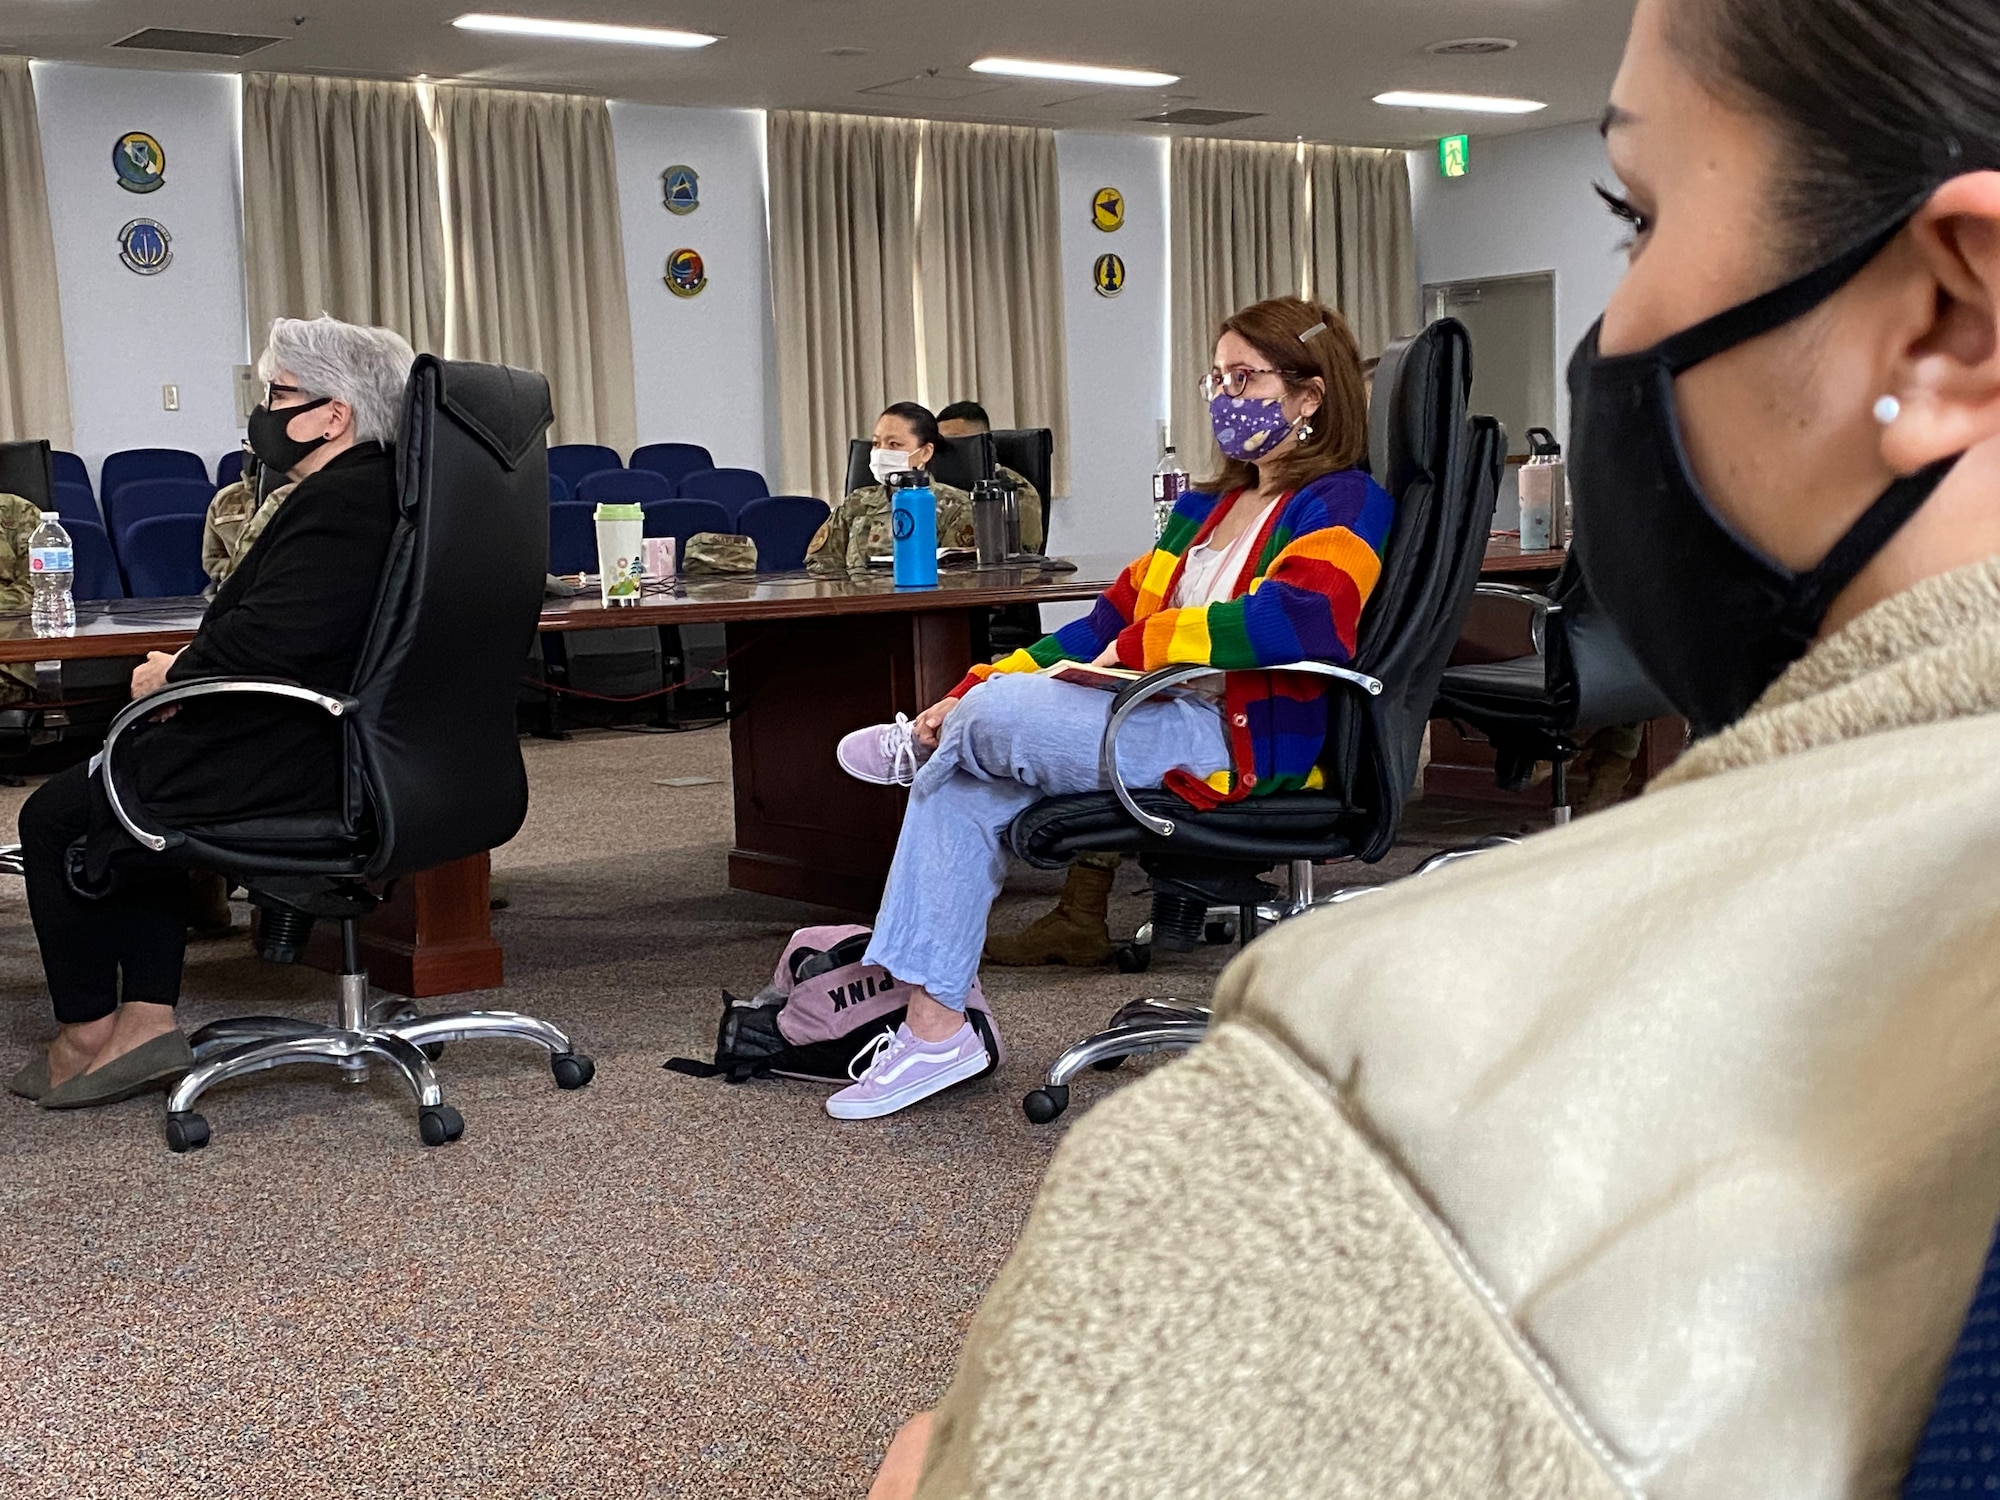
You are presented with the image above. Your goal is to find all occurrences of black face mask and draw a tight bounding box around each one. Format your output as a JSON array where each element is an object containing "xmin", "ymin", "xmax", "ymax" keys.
[
  {"xmin": 247, "ymin": 396, "xmax": 334, "ymax": 475},
  {"xmin": 1567, "ymin": 211, "xmax": 1960, "ymax": 738}
]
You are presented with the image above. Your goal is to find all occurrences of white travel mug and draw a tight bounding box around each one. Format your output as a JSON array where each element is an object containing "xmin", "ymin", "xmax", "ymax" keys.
[{"xmin": 594, "ymin": 503, "xmax": 646, "ymax": 605}]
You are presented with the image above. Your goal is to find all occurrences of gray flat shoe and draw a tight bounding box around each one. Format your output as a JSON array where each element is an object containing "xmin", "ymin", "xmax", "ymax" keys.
[
  {"xmin": 38, "ymin": 1032, "xmax": 194, "ymax": 1111},
  {"xmin": 7, "ymin": 1054, "xmax": 50, "ymax": 1102}
]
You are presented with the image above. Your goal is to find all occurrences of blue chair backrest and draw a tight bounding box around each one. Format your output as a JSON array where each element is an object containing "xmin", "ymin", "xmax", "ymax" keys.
[
  {"xmin": 549, "ymin": 472, "xmax": 572, "ymax": 506},
  {"xmin": 216, "ymin": 450, "xmax": 245, "ymax": 489},
  {"xmin": 51, "ymin": 450, "xmax": 92, "ymax": 499},
  {"xmin": 678, "ymin": 467, "xmax": 770, "ymax": 518},
  {"xmin": 549, "ymin": 501, "xmax": 598, "ymax": 575},
  {"xmin": 101, "ymin": 448, "xmax": 208, "ymax": 502},
  {"xmin": 104, "ymin": 477, "xmax": 213, "ymax": 558},
  {"xmin": 738, "ymin": 495, "xmax": 830, "ymax": 572},
  {"xmin": 67, "ymin": 519, "xmax": 124, "ymax": 601},
  {"xmin": 630, "ymin": 442, "xmax": 714, "ymax": 489},
  {"xmin": 641, "ymin": 498, "xmax": 731, "ymax": 550},
  {"xmin": 121, "ymin": 513, "xmax": 207, "ymax": 598},
  {"xmin": 548, "ymin": 444, "xmax": 622, "ymax": 494},
  {"xmin": 1903, "ymin": 1222, "xmax": 2000, "ymax": 1495},
  {"xmin": 580, "ymin": 468, "xmax": 674, "ymax": 507},
  {"xmin": 52, "ymin": 481, "xmax": 100, "ymax": 527}
]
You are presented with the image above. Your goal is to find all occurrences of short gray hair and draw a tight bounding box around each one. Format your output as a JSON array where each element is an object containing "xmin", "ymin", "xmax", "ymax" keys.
[{"xmin": 256, "ymin": 315, "xmax": 416, "ymax": 448}]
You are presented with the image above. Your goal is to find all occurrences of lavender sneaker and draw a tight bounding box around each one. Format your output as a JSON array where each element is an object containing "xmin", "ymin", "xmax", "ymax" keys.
[
  {"xmin": 826, "ymin": 1022, "xmax": 991, "ymax": 1120},
  {"xmin": 836, "ymin": 713, "xmax": 930, "ymax": 787}
]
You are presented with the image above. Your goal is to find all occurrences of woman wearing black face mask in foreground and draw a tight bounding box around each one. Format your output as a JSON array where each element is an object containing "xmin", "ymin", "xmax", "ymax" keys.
[
  {"xmin": 6, "ymin": 315, "xmax": 412, "ymax": 1110},
  {"xmin": 867, "ymin": 2, "xmax": 2000, "ymax": 1496}
]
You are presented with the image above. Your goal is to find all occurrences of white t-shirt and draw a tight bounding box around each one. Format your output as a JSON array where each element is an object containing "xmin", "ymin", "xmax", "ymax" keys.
[{"xmin": 1169, "ymin": 494, "xmax": 1280, "ymax": 609}]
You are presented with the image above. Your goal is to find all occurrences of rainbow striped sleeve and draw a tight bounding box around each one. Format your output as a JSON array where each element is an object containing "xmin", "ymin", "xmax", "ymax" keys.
[{"xmin": 1117, "ymin": 471, "xmax": 1395, "ymax": 672}]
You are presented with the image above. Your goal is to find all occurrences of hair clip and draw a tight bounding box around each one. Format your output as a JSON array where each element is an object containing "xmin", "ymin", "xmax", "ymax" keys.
[{"xmin": 1298, "ymin": 321, "xmax": 1329, "ymax": 344}]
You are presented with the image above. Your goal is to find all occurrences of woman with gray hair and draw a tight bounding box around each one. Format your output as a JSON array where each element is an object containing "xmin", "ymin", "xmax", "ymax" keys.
[{"xmin": 7, "ymin": 314, "xmax": 414, "ymax": 1110}]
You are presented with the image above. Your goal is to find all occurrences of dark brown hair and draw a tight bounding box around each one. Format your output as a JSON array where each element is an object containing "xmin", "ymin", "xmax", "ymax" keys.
[
  {"xmin": 1670, "ymin": 0, "xmax": 2000, "ymax": 270},
  {"xmin": 1202, "ymin": 297, "xmax": 1369, "ymax": 495}
]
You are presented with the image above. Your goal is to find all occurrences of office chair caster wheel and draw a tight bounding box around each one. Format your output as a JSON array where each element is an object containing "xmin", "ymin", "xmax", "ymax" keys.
[
  {"xmin": 1115, "ymin": 943, "xmax": 1152, "ymax": 974},
  {"xmin": 1090, "ymin": 1056, "xmax": 1127, "ymax": 1073},
  {"xmin": 418, "ymin": 1104, "xmax": 464, "ymax": 1147},
  {"xmin": 1022, "ymin": 1085, "xmax": 1070, "ymax": 1124},
  {"xmin": 165, "ymin": 1111, "xmax": 211, "ymax": 1154},
  {"xmin": 419, "ymin": 1042, "xmax": 445, "ymax": 1062},
  {"xmin": 551, "ymin": 1053, "xmax": 595, "ymax": 1090},
  {"xmin": 1204, "ymin": 918, "xmax": 1237, "ymax": 945}
]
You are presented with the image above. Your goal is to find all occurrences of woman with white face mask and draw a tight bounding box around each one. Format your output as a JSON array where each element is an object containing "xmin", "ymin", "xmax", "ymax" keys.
[{"xmin": 805, "ymin": 402, "xmax": 978, "ymax": 573}]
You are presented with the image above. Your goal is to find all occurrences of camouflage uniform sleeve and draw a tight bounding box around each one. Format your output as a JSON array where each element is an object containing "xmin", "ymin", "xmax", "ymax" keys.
[
  {"xmin": 202, "ymin": 480, "xmax": 253, "ymax": 583},
  {"xmin": 935, "ymin": 483, "xmax": 979, "ymax": 551},
  {"xmin": 241, "ymin": 483, "xmax": 293, "ymax": 554},
  {"xmin": 0, "ymin": 494, "xmax": 44, "ymax": 613},
  {"xmin": 806, "ymin": 490, "xmax": 857, "ymax": 573}
]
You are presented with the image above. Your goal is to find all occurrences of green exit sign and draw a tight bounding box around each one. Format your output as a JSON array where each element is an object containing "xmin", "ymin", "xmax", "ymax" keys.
[{"xmin": 1439, "ymin": 134, "xmax": 1470, "ymax": 179}]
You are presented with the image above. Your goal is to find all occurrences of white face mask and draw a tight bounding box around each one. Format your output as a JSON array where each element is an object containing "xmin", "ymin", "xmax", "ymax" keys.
[{"xmin": 869, "ymin": 447, "xmax": 915, "ymax": 485}]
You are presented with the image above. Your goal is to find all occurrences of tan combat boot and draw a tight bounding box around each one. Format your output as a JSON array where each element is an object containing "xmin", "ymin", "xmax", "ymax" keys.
[{"xmin": 984, "ymin": 859, "xmax": 1119, "ymax": 967}]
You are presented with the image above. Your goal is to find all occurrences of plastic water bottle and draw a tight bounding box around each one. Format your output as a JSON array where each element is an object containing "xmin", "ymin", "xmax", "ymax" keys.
[
  {"xmin": 28, "ymin": 511, "xmax": 74, "ymax": 636},
  {"xmin": 890, "ymin": 470, "xmax": 938, "ymax": 588},
  {"xmin": 1153, "ymin": 446, "xmax": 1189, "ymax": 542}
]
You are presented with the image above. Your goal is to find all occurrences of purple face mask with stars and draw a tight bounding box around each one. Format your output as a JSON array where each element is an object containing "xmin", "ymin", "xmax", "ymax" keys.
[{"xmin": 1208, "ymin": 393, "xmax": 1300, "ymax": 462}]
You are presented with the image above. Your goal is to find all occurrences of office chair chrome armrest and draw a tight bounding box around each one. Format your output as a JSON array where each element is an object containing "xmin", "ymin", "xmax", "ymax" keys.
[
  {"xmin": 1100, "ymin": 660, "xmax": 1385, "ymax": 840},
  {"xmin": 1473, "ymin": 582, "xmax": 1560, "ymax": 654},
  {"xmin": 102, "ymin": 677, "xmax": 360, "ymax": 852}
]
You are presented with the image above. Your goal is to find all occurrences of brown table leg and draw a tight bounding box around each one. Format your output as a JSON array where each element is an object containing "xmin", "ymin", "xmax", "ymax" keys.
[
  {"xmin": 725, "ymin": 609, "xmax": 972, "ymax": 911},
  {"xmin": 305, "ymin": 852, "xmax": 503, "ymax": 998}
]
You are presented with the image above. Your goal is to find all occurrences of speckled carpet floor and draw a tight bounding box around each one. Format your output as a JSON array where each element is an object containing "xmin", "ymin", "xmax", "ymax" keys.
[{"xmin": 0, "ymin": 728, "xmax": 1524, "ymax": 1500}]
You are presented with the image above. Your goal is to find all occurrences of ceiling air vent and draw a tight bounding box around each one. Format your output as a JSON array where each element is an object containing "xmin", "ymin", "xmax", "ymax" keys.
[
  {"xmin": 1427, "ymin": 37, "xmax": 1519, "ymax": 57},
  {"xmin": 1142, "ymin": 107, "xmax": 1265, "ymax": 126},
  {"xmin": 112, "ymin": 28, "xmax": 285, "ymax": 57}
]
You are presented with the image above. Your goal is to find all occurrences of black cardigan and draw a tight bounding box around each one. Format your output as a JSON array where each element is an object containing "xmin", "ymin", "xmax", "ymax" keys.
[{"xmin": 130, "ymin": 441, "xmax": 400, "ymax": 823}]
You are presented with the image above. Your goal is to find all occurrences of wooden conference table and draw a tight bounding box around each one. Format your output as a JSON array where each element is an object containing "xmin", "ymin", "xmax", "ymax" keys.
[{"xmin": 0, "ymin": 557, "xmax": 1120, "ymax": 996}]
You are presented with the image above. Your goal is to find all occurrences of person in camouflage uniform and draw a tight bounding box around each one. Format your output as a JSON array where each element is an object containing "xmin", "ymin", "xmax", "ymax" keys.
[
  {"xmin": 937, "ymin": 400, "xmax": 1045, "ymax": 552},
  {"xmin": 807, "ymin": 402, "xmax": 978, "ymax": 573},
  {"xmin": 201, "ymin": 447, "xmax": 295, "ymax": 595},
  {"xmin": 0, "ymin": 491, "xmax": 50, "ymax": 703}
]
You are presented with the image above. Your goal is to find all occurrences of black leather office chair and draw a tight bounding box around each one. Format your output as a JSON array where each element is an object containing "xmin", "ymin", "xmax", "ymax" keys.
[
  {"xmin": 843, "ymin": 432, "xmax": 995, "ymax": 498},
  {"xmin": 0, "ymin": 438, "xmax": 56, "ymax": 512},
  {"xmin": 1006, "ymin": 319, "xmax": 1500, "ymax": 1122},
  {"xmin": 1433, "ymin": 561, "xmax": 1674, "ymax": 823},
  {"xmin": 95, "ymin": 355, "xmax": 594, "ymax": 1153},
  {"xmin": 989, "ymin": 427, "xmax": 1055, "ymax": 541}
]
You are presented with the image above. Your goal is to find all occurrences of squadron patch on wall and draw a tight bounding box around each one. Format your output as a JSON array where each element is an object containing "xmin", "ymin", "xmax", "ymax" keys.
[
  {"xmin": 118, "ymin": 218, "xmax": 173, "ymax": 275},
  {"xmin": 665, "ymin": 246, "xmax": 707, "ymax": 297},
  {"xmin": 113, "ymin": 131, "xmax": 166, "ymax": 194},
  {"xmin": 662, "ymin": 164, "xmax": 700, "ymax": 215},
  {"xmin": 1092, "ymin": 252, "xmax": 1126, "ymax": 298},
  {"xmin": 1091, "ymin": 185, "xmax": 1125, "ymax": 232}
]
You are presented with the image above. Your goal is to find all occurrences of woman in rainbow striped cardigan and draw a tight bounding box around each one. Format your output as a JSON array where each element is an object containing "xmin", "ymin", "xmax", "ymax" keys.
[{"xmin": 824, "ymin": 297, "xmax": 1396, "ymax": 1121}]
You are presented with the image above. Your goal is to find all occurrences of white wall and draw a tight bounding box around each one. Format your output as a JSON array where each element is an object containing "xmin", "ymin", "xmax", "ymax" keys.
[
  {"xmin": 608, "ymin": 102, "xmax": 776, "ymax": 478},
  {"xmin": 1410, "ymin": 120, "xmax": 1628, "ymax": 446},
  {"xmin": 32, "ymin": 63, "xmax": 249, "ymax": 488},
  {"xmin": 1052, "ymin": 132, "xmax": 1170, "ymax": 566}
]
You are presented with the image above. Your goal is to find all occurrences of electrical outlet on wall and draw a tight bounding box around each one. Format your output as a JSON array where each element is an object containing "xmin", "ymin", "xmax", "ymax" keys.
[{"xmin": 162, "ymin": 384, "xmax": 180, "ymax": 412}]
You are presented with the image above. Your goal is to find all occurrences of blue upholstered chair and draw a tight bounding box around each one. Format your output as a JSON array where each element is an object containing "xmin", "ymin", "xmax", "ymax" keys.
[
  {"xmin": 549, "ymin": 472, "xmax": 572, "ymax": 506},
  {"xmin": 51, "ymin": 450, "xmax": 92, "ymax": 500},
  {"xmin": 216, "ymin": 450, "xmax": 245, "ymax": 489},
  {"xmin": 677, "ymin": 467, "xmax": 769, "ymax": 528},
  {"xmin": 737, "ymin": 496, "xmax": 829, "ymax": 572},
  {"xmin": 104, "ymin": 477, "xmax": 214, "ymax": 563},
  {"xmin": 579, "ymin": 469, "xmax": 674, "ymax": 507},
  {"xmin": 1903, "ymin": 1222, "xmax": 2000, "ymax": 1494},
  {"xmin": 52, "ymin": 481, "xmax": 99, "ymax": 527},
  {"xmin": 101, "ymin": 448, "xmax": 209, "ymax": 504},
  {"xmin": 67, "ymin": 520, "xmax": 125, "ymax": 601},
  {"xmin": 548, "ymin": 444, "xmax": 622, "ymax": 495},
  {"xmin": 548, "ymin": 501, "xmax": 599, "ymax": 575},
  {"xmin": 120, "ymin": 513, "xmax": 207, "ymax": 598},
  {"xmin": 630, "ymin": 442, "xmax": 714, "ymax": 491}
]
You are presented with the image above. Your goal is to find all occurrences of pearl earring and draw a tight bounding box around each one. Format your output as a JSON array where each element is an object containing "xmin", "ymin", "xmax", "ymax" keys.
[{"xmin": 1873, "ymin": 395, "xmax": 1902, "ymax": 426}]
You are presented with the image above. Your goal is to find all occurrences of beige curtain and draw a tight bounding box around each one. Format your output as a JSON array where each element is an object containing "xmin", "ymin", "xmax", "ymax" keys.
[
  {"xmin": 241, "ymin": 74, "xmax": 446, "ymax": 355},
  {"xmin": 435, "ymin": 85, "xmax": 635, "ymax": 450},
  {"xmin": 916, "ymin": 122, "xmax": 1070, "ymax": 494},
  {"xmin": 0, "ymin": 59, "xmax": 72, "ymax": 448},
  {"xmin": 1306, "ymin": 145, "xmax": 1419, "ymax": 360},
  {"xmin": 1169, "ymin": 138, "xmax": 1307, "ymax": 469},
  {"xmin": 768, "ymin": 111, "xmax": 922, "ymax": 500}
]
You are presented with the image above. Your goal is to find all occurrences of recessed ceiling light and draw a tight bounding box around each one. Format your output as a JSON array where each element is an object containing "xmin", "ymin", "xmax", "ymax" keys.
[
  {"xmin": 1426, "ymin": 37, "xmax": 1518, "ymax": 57},
  {"xmin": 1373, "ymin": 89, "xmax": 1545, "ymax": 115},
  {"xmin": 969, "ymin": 56, "xmax": 1179, "ymax": 88},
  {"xmin": 451, "ymin": 13, "xmax": 718, "ymax": 48}
]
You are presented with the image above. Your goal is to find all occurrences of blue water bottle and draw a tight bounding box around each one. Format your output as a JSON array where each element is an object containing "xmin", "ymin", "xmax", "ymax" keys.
[{"xmin": 889, "ymin": 469, "xmax": 938, "ymax": 588}]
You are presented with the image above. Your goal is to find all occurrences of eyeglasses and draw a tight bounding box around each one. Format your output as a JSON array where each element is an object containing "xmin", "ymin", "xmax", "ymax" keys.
[
  {"xmin": 263, "ymin": 381, "xmax": 308, "ymax": 405},
  {"xmin": 1199, "ymin": 367, "xmax": 1285, "ymax": 401}
]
